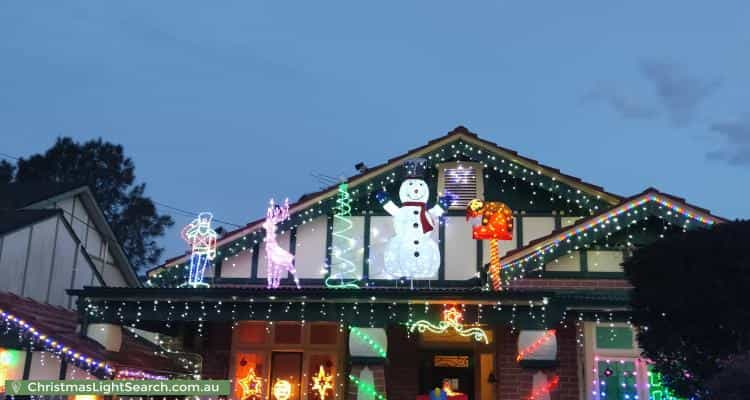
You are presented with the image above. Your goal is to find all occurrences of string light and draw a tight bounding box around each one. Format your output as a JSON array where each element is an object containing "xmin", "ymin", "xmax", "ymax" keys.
[
  {"xmin": 311, "ymin": 365, "xmax": 334, "ymax": 400},
  {"xmin": 648, "ymin": 369, "xmax": 684, "ymax": 400},
  {"xmin": 349, "ymin": 327, "xmax": 387, "ymax": 358},
  {"xmin": 409, "ymin": 306, "xmax": 488, "ymax": 344},
  {"xmin": 326, "ymin": 183, "xmax": 360, "ymax": 289},
  {"xmin": 264, "ymin": 199, "xmax": 301, "ymax": 289},
  {"xmin": 500, "ymin": 193, "xmax": 719, "ymax": 275},
  {"xmin": 526, "ymin": 375, "xmax": 559, "ymax": 400},
  {"xmin": 348, "ymin": 374, "xmax": 386, "ymax": 400},
  {"xmin": 115, "ymin": 369, "xmax": 168, "ymax": 380},
  {"xmin": 0, "ymin": 307, "xmax": 114, "ymax": 377},
  {"xmin": 516, "ymin": 330, "xmax": 556, "ymax": 362},
  {"xmin": 238, "ymin": 368, "xmax": 263, "ymax": 400},
  {"xmin": 272, "ymin": 379, "xmax": 293, "ymax": 400}
]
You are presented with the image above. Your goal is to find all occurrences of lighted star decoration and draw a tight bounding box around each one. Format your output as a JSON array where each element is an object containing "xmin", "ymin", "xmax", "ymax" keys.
[
  {"xmin": 238, "ymin": 368, "xmax": 263, "ymax": 400},
  {"xmin": 311, "ymin": 365, "xmax": 334, "ymax": 400},
  {"xmin": 408, "ymin": 307, "xmax": 489, "ymax": 344},
  {"xmin": 273, "ymin": 379, "xmax": 293, "ymax": 400}
]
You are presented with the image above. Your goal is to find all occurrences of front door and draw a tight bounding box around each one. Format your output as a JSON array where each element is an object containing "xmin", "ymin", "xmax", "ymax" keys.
[{"xmin": 419, "ymin": 352, "xmax": 474, "ymax": 400}]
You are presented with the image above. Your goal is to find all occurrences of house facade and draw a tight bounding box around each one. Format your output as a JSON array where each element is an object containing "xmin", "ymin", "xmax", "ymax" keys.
[
  {"xmin": 0, "ymin": 183, "xmax": 190, "ymax": 396},
  {"xmin": 71, "ymin": 127, "xmax": 718, "ymax": 400}
]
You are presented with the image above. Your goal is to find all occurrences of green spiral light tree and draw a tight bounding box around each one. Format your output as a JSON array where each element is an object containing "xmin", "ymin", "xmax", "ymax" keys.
[{"xmin": 325, "ymin": 183, "xmax": 360, "ymax": 289}]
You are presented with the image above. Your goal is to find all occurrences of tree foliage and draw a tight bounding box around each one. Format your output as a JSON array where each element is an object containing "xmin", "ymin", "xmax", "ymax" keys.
[
  {"xmin": 0, "ymin": 160, "xmax": 14, "ymax": 184},
  {"xmin": 623, "ymin": 220, "xmax": 750, "ymax": 399},
  {"xmin": 9, "ymin": 137, "xmax": 173, "ymax": 270}
]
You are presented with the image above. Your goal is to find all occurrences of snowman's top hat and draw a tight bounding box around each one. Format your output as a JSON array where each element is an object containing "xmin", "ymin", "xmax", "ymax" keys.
[{"xmin": 402, "ymin": 158, "xmax": 428, "ymax": 179}]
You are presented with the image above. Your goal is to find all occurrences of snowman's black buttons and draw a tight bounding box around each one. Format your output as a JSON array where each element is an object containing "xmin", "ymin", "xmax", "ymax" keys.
[
  {"xmin": 414, "ymin": 251, "xmax": 420, "ymax": 257},
  {"xmin": 414, "ymin": 240, "xmax": 419, "ymax": 245},
  {"xmin": 413, "ymin": 223, "xmax": 419, "ymax": 228},
  {"xmin": 413, "ymin": 210, "xmax": 419, "ymax": 215}
]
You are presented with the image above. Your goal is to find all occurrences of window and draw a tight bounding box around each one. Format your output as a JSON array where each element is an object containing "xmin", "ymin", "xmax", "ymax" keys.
[
  {"xmin": 437, "ymin": 162, "xmax": 484, "ymax": 209},
  {"xmin": 231, "ymin": 323, "xmax": 343, "ymax": 400},
  {"xmin": 233, "ymin": 352, "xmax": 266, "ymax": 400},
  {"xmin": 306, "ymin": 354, "xmax": 335, "ymax": 400},
  {"xmin": 0, "ymin": 348, "xmax": 25, "ymax": 393},
  {"xmin": 274, "ymin": 324, "xmax": 302, "ymax": 345},
  {"xmin": 271, "ymin": 352, "xmax": 303, "ymax": 400},
  {"xmin": 587, "ymin": 250, "xmax": 624, "ymax": 273},
  {"xmin": 585, "ymin": 323, "xmax": 649, "ymax": 400},
  {"xmin": 545, "ymin": 252, "xmax": 581, "ymax": 272}
]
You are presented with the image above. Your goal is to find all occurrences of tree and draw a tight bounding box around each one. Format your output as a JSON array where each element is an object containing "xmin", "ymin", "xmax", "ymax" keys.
[
  {"xmin": 0, "ymin": 160, "xmax": 14, "ymax": 184},
  {"xmin": 10, "ymin": 137, "xmax": 173, "ymax": 270},
  {"xmin": 706, "ymin": 352, "xmax": 750, "ymax": 400},
  {"xmin": 623, "ymin": 220, "xmax": 750, "ymax": 399}
]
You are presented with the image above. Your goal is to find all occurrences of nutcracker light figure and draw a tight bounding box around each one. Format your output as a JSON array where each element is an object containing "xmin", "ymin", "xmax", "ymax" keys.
[{"xmin": 181, "ymin": 211, "xmax": 218, "ymax": 287}]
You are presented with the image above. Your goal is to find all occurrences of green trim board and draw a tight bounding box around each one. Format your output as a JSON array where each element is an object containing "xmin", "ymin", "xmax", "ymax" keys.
[
  {"xmin": 362, "ymin": 214, "xmax": 372, "ymax": 279},
  {"xmin": 595, "ymin": 326, "xmax": 634, "ymax": 349}
]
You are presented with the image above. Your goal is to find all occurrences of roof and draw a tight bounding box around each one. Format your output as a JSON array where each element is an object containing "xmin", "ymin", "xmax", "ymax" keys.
[
  {"xmin": 0, "ymin": 182, "xmax": 86, "ymax": 210},
  {"xmin": 500, "ymin": 187, "xmax": 727, "ymax": 269},
  {"xmin": 0, "ymin": 291, "xmax": 186, "ymax": 376},
  {"xmin": 0, "ymin": 182, "xmax": 140, "ymax": 287},
  {"xmin": 0, "ymin": 209, "xmax": 61, "ymax": 236},
  {"xmin": 156, "ymin": 125, "xmax": 625, "ymax": 272}
]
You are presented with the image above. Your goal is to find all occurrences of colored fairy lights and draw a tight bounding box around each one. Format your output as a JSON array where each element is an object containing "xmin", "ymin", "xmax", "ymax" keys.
[
  {"xmin": 349, "ymin": 374, "xmax": 386, "ymax": 400},
  {"xmin": 264, "ymin": 199, "xmax": 301, "ymax": 289},
  {"xmin": 526, "ymin": 375, "xmax": 559, "ymax": 400},
  {"xmin": 409, "ymin": 306, "xmax": 489, "ymax": 344},
  {"xmin": 0, "ymin": 307, "xmax": 113, "ymax": 376},
  {"xmin": 311, "ymin": 365, "xmax": 334, "ymax": 400},
  {"xmin": 349, "ymin": 327, "xmax": 387, "ymax": 358},
  {"xmin": 648, "ymin": 370, "xmax": 684, "ymax": 400},
  {"xmin": 238, "ymin": 368, "xmax": 263, "ymax": 400},
  {"xmin": 272, "ymin": 379, "xmax": 293, "ymax": 400},
  {"xmin": 115, "ymin": 369, "xmax": 168, "ymax": 380},
  {"xmin": 326, "ymin": 183, "xmax": 360, "ymax": 289},
  {"xmin": 0, "ymin": 349, "xmax": 14, "ymax": 392},
  {"xmin": 516, "ymin": 330, "xmax": 556, "ymax": 362},
  {"xmin": 181, "ymin": 211, "xmax": 218, "ymax": 287},
  {"xmin": 500, "ymin": 193, "xmax": 721, "ymax": 276}
]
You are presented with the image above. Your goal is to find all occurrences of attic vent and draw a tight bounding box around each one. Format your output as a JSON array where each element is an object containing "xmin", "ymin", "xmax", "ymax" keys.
[{"xmin": 437, "ymin": 162, "xmax": 484, "ymax": 209}]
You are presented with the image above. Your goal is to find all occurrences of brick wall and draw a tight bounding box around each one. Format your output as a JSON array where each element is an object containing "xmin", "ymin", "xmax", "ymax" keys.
[
  {"xmin": 495, "ymin": 322, "xmax": 580, "ymax": 400},
  {"xmin": 385, "ymin": 325, "xmax": 420, "ymax": 400}
]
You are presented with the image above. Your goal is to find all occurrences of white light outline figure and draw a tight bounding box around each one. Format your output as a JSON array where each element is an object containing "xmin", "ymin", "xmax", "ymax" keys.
[
  {"xmin": 180, "ymin": 211, "xmax": 218, "ymax": 287},
  {"xmin": 263, "ymin": 198, "xmax": 300, "ymax": 289}
]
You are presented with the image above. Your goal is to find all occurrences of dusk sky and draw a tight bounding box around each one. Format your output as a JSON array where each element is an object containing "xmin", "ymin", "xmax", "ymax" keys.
[{"xmin": 2, "ymin": 1, "xmax": 748, "ymax": 263}]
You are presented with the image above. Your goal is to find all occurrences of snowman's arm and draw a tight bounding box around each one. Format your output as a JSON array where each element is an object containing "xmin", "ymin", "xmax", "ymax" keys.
[
  {"xmin": 428, "ymin": 204, "xmax": 446, "ymax": 218},
  {"xmin": 382, "ymin": 201, "xmax": 399, "ymax": 216}
]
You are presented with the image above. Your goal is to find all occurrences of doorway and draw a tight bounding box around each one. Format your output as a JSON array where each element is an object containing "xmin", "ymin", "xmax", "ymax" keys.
[{"xmin": 419, "ymin": 351, "xmax": 474, "ymax": 400}]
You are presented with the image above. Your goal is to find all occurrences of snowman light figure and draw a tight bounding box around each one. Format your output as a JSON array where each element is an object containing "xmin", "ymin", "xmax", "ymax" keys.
[{"xmin": 376, "ymin": 159, "xmax": 455, "ymax": 279}]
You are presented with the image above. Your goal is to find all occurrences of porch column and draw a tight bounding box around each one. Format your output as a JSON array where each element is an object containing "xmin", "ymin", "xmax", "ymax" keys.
[{"xmin": 347, "ymin": 327, "xmax": 388, "ymax": 400}]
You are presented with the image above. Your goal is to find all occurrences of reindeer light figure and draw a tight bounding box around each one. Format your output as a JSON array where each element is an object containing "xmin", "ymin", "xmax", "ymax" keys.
[{"xmin": 263, "ymin": 198, "xmax": 301, "ymax": 289}]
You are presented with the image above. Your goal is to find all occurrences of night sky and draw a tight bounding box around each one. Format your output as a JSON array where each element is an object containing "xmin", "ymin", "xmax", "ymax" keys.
[{"xmin": 2, "ymin": 1, "xmax": 748, "ymax": 263}]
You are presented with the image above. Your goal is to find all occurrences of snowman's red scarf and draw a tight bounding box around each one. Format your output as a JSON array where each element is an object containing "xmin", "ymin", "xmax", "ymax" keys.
[{"xmin": 402, "ymin": 201, "xmax": 434, "ymax": 233}]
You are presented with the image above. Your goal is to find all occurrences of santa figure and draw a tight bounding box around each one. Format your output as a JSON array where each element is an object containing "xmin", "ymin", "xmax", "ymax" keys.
[
  {"xmin": 181, "ymin": 211, "xmax": 218, "ymax": 286},
  {"xmin": 376, "ymin": 158, "xmax": 454, "ymax": 279}
]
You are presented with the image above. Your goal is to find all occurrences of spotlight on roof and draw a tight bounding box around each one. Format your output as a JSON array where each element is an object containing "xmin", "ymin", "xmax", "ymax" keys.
[{"xmin": 355, "ymin": 162, "xmax": 368, "ymax": 173}]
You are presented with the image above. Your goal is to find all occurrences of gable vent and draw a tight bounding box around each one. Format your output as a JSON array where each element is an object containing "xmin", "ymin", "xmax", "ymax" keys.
[{"xmin": 438, "ymin": 162, "xmax": 484, "ymax": 209}]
